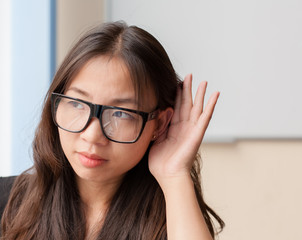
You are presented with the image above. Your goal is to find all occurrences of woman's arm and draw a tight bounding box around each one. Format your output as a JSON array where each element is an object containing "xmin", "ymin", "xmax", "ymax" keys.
[
  {"xmin": 149, "ymin": 74, "xmax": 219, "ymax": 239},
  {"xmin": 162, "ymin": 174, "xmax": 212, "ymax": 239}
]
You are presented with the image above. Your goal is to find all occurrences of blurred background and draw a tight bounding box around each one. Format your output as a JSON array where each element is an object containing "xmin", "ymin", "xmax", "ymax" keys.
[{"xmin": 0, "ymin": 0, "xmax": 301, "ymax": 239}]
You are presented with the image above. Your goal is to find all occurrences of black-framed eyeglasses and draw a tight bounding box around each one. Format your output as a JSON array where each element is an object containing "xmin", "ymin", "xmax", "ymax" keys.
[{"xmin": 51, "ymin": 93, "xmax": 159, "ymax": 143}]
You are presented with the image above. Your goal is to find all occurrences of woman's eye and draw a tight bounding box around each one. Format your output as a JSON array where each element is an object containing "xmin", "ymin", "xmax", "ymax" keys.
[
  {"xmin": 68, "ymin": 101, "xmax": 84, "ymax": 109},
  {"xmin": 112, "ymin": 111, "xmax": 134, "ymax": 119}
]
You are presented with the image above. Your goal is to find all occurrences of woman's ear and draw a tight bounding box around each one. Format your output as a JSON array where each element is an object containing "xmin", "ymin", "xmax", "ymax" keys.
[{"xmin": 153, "ymin": 107, "xmax": 174, "ymax": 139}]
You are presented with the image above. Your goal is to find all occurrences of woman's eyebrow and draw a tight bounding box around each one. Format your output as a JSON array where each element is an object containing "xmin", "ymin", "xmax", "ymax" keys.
[
  {"xmin": 110, "ymin": 97, "xmax": 138, "ymax": 105},
  {"xmin": 66, "ymin": 87, "xmax": 137, "ymax": 105},
  {"xmin": 66, "ymin": 87, "xmax": 90, "ymax": 97}
]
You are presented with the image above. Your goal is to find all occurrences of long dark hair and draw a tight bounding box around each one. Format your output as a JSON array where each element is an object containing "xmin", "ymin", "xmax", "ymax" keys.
[{"xmin": 1, "ymin": 21, "xmax": 224, "ymax": 239}]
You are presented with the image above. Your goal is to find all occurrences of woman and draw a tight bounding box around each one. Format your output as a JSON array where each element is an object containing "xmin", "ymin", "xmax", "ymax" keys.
[{"xmin": 1, "ymin": 21, "xmax": 224, "ymax": 239}]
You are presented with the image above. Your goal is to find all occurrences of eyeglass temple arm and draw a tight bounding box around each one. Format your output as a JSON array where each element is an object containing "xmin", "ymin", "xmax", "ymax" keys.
[{"xmin": 148, "ymin": 110, "xmax": 159, "ymax": 121}]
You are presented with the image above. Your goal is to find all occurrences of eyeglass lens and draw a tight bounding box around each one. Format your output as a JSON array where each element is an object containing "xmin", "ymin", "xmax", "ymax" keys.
[{"xmin": 54, "ymin": 96, "xmax": 144, "ymax": 142}]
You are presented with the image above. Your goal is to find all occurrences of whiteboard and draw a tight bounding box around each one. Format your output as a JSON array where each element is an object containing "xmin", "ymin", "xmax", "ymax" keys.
[{"xmin": 106, "ymin": 0, "xmax": 302, "ymax": 141}]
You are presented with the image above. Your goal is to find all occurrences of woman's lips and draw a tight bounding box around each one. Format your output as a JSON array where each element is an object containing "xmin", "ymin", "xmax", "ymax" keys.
[{"xmin": 78, "ymin": 152, "xmax": 108, "ymax": 168}]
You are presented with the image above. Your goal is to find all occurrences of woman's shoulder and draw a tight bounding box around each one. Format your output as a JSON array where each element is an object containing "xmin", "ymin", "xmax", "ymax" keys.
[{"xmin": 0, "ymin": 176, "xmax": 17, "ymax": 220}]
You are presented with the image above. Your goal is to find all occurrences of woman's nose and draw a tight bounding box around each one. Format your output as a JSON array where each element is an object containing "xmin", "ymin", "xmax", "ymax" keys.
[{"xmin": 80, "ymin": 117, "xmax": 109, "ymax": 145}]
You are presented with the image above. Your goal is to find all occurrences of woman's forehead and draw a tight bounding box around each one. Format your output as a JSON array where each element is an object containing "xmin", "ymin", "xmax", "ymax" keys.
[{"xmin": 66, "ymin": 55, "xmax": 157, "ymax": 110}]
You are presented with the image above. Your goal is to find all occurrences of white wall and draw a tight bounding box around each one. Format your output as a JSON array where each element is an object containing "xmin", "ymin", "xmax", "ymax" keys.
[
  {"xmin": 108, "ymin": 0, "xmax": 302, "ymax": 141},
  {"xmin": 0, "ymin": 0, "xmax": 52, "ymax": 176},
  {"xmin": 0, "ymin": 0, "xmax": 12, "ymax": 176},
  {"xmin": 10, "ymin": 0, "xmax": 52, "ymax": 175}
]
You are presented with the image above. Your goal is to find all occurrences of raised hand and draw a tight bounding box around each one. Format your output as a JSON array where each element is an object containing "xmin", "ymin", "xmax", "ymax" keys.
[{"xmin": 148, "ymin": 74, "xmax": 220, "ymax": 188}]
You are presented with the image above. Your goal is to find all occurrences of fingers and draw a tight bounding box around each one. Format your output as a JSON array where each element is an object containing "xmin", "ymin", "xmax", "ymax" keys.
[
  {"xmin": 198, "ymin": 91, "xmax": 220, "ymax": 134},
  {"xmin": 179, "ymin": 74, "xmax": 193, "ymax": 121},
  {"xmin": 190, "ymin": 81, "xmax": 207, "ymax": 123},
  {"xmin": 171, "ymin": 73, "xmax": 219, "ymax": 133}
]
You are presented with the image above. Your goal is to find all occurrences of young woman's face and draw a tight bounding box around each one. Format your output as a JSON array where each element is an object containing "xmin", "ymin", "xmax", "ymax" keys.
[{"xmin": 58, "ymin": 55, "xmax": 157, "ymax": 185}]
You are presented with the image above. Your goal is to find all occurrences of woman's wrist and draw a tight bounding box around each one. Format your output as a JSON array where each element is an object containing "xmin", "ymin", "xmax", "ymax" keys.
[
  {"xmin": 159, "ymin": 172, "xmax": 213, "ymax": 240},
  {"xmin": 155, "ymin": 171, "xmax": 194, "ymax": 196}
]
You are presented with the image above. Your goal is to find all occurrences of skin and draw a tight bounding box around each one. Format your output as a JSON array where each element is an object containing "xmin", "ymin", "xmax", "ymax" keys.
[{"xmin": 58, "ymin": 55, "xmax": 220, "ymax": 239}]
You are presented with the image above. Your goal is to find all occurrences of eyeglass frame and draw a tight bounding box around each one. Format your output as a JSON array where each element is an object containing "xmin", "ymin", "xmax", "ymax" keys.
[{"xmin": 51, "ymin": 92, "xmax": 159, "ymax": 144}]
